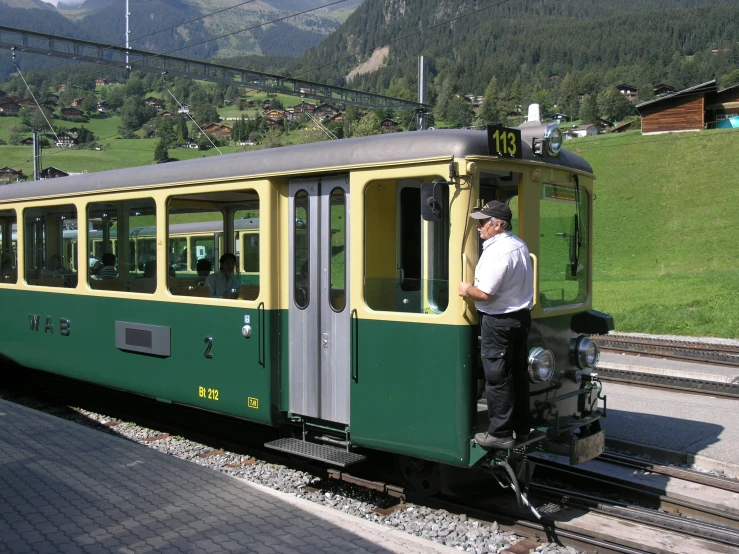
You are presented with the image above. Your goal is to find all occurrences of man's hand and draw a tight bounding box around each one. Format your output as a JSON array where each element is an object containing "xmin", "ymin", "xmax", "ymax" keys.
[{"xmin": 459, "ymin": 282, "xmax": 472, "ymax": 297}]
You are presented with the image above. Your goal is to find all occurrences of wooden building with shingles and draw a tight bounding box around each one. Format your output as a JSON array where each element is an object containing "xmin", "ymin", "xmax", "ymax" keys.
[{"xmin": 636, "ymin": 80, "xmax": 739, "ymax": 134}]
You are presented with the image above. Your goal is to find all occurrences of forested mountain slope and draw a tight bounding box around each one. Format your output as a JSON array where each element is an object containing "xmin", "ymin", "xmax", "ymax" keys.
[{"xmin": 289, "ymin": 0, "xmax": 739, "ymax": 98}]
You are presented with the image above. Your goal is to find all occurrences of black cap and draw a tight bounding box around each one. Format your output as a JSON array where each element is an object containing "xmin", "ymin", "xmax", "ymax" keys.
[{"xmin": 470, "ymin": 200, "xmax": 512, "ymax": 221}]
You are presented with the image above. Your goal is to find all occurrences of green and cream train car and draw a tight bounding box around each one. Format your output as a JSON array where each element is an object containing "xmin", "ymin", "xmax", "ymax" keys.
[{"xmin": 0, "ymin": 123, "xmax": 611, "ymax": 499}]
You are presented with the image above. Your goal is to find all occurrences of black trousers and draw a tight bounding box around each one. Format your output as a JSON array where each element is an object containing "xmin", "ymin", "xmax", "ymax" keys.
[{"xmin": 480, "ymin": 309, "xmax": 532, "ymax": 437}]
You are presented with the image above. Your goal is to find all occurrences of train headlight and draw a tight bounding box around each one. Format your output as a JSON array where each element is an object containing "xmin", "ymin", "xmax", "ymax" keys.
[
  {"xmin": 528, "ymin": 347, "xmax": 556, "ymax": 383},
  {"xmin": 544, "ymin": 123, "xmax": 562, "ymax": 156},
  {"xmin": 570, "ymin": 336, "xmax": 600, "ymax": 369}
]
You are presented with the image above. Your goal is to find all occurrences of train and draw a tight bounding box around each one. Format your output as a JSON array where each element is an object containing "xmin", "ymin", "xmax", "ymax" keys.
[{"xmin": 0, "ymin": 109, "xmax": 612, "ymax": 511}]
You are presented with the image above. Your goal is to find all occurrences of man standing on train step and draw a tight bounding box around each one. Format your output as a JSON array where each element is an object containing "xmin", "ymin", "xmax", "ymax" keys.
[{"xmin": 459, "ymin": 200, "xmax": 534, "ymax": 450}]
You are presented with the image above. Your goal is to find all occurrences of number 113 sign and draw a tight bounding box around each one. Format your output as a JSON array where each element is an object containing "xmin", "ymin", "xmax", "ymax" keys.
[{"xmin": 487, "ymin": 125, "xmax": 522, "ymax": 159}]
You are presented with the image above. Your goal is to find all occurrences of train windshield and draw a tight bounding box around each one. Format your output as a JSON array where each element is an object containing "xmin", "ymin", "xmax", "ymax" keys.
[{"xmin": 538, "ymin": 183, "xmax": 589, "ymax": 308}]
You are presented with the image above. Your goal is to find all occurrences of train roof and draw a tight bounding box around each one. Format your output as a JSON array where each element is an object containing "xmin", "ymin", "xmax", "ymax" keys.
[{"xmin": 0, "ymin": 129, "xmax": 593, "ymax": 202}]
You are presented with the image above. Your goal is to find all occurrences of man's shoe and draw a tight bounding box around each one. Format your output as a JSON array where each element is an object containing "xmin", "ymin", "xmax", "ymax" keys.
[{"xmin": 474, "ymin": 432, "xmax": 514, "ymax": 449}]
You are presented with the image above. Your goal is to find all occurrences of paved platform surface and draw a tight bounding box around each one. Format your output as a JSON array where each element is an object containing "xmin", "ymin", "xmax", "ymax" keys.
[
  {"xmin": 0, "ymin": 398, "xmax": 458, "ymax": 554},
  {"xmin": 602, "ymin": 382, "xmax": 739, "ymax": 474}
]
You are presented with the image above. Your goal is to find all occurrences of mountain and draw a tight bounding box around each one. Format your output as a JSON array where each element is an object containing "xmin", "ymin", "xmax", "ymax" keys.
[
  {"xmin": 289, "ymin": 0, "xmax": 739, "ymax": 99},
  {"xmin": 0, "ymin": 0, "xmax": 363, "ymax": 79}
]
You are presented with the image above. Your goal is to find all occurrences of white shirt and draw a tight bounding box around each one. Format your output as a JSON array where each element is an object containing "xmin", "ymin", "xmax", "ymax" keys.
[
  {"xmin": 473, "ymin": 231, "xmax": 533, "ymax": 315},
  {"xmin": 205, "ymin": 271, "xmax": 241, "ymax": 298}
]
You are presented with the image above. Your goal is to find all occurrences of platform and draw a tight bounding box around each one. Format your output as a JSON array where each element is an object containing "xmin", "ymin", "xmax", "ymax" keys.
[{"xmin": 0, "ymin": 398, "xmax": 458, "ymax": 554}]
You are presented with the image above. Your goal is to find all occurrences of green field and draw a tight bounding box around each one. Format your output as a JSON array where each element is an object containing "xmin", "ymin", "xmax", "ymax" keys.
[{"xmin": 567, "ymin": 128, "xmax": 739, "ymax": 338}]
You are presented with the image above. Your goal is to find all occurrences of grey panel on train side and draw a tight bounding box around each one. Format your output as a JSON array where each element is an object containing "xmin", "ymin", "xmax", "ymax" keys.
[{"xmin": 288, "ymin": 176, "xmax": 351, "ymax": 425}]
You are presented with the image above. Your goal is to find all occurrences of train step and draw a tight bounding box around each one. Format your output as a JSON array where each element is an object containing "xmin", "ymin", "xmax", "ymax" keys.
[{"xmin": 264, "ymin": 438, "xmax": 366, "ymax": 467}]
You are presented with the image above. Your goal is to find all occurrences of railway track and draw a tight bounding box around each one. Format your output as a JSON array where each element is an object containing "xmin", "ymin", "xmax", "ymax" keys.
[
  {"xmin": 593, "ymin": 334, "xmax": 739, "ymax": 398},
  {"xmin": 594, "ymin": 334, "xmax": 739, "ymax": 367}
]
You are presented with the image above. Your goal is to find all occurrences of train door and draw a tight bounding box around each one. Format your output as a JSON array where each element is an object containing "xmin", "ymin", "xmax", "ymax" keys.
[{"xmin": 288, "ymin": 176, "xmax": 350, "ymax": 424}]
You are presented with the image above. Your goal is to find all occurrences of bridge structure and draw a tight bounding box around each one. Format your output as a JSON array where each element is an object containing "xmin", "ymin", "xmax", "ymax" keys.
[{"xmin": 0, "ymin": 25, "xmax": 430, "ymax": 111}]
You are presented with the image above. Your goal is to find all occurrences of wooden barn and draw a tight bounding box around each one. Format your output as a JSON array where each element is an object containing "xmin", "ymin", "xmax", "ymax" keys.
[{"xmin": 636, "ymin": 80, "xmax": 739, "ymax": 134}]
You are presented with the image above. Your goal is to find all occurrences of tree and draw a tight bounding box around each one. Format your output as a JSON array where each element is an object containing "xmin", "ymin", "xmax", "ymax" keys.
[
  {"xmin": 197, "ymin": 134, "xmax": 213, "ymax": 150},
  {"xmin": 478, "ymin": 77, "xmax": 501, "ymax": 125},
  {"xmin": 597, "ymin": 88, "xmax": 635, "ymax": 122},
  {"xmin": 154, "ymin": 139, "xmax": 169, "ymax": 162},
  {"xmin": 349, "ymin": 112, "xmax": 381, "ymax": 137},
  {"xmin": 722, "ymin": 69, "xmax": 739, "ymax": 88},
  {"xmin": 580, "ymin": 93, "xmax": 599, "ymax": 125},
  {"xmin": 263, "ymin": 128, "xmax": 283, "ymax": 149},
  {"xmin": 433, "ymin": 76, "xmax": 456, "ymax": 122},
  {"xmin": 176, "ymin": 116, "xmax": 190, "ymax": 145},
  {"xmin": 192, "ymin": 103, "xmax": 220, "ymax": 126},
  {"xmin": 106, "ymin": 87, "xmax": 125, "ymax": 111},
  {"xmin": 446, "ymin": 97, "xmax": 474, "ymax": 128},
  {"xmin": 8, "ymin": 125, "xmax": 23, "ymax": 146},
  {"xmin": 81, "ymin": 95, "xmax": 98, "ymax": 116}
]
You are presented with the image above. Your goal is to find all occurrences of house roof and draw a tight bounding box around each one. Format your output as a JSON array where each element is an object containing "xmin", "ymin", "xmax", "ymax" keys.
[{"xmin": 636, "ymin": 80, "xmax": 716, "ymax": 110}]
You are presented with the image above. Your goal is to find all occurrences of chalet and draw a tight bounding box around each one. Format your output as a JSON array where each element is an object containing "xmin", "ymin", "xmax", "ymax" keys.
[
  {"xmin": 292, "ymin": 102, "xmax": 316, "ymax": 115},
  {"xmin": 462, "ymin": 95, "xmax": 484, "ymax": 111},
  {"xmin": 566, "ymin": 124, "xmax": 598, "ymax": 138},
  {"xmin": 610, "ymin": 120, "xmax": 635, "ymax": 133},
  {"xmin": 264, "ymin": 109, "xmax": 287, "ymax": 120},
  {"xmin": 71, "ymin": 98, "xmax": 85, "ymax": 107},
  {"xmin": 0, "ymin": 98, "xmax": 21, "ymax": 114},
  {"xmin": 39, "ymin": 167, "xmax": 69, "ymax": 179},
  {"xmin": 553, "ymin": 113, "xmax": 568, "ymax": 123},
  {"xmin": 636, "ymin": 80, "xmax": 739, "ymax": 134},
  {"xmin": 548, "ymin": 74, "xmax": 563, "ymax": 82},
  {"xmin": 326, "ymin": 111, "xmax": 344, "ymax": 124},
  {"xmin": 109, "ymin": 80, "xmax": 121, "ymax": 85},
  {"xmin": 598, "ymin": 118, "xmax": 614, "ymax": 130},
  {"xmin": 653, "ymin": 83, "xmax": 676, "ymax": 97},
  {"xmin": 21, "ymin": 138, "xmax": 34, "ymax": 146},
  {"xmin": 95, "ymin": 78, "xmax": 108, "ymax": 86},
  {"xmin": 161, "ymin": 111, "xmax": 174, "ymax": 117},
  {"xmin": 0, "ymin": 167, "xmax": 27, "ymax": 184},
  {"xmin": 380, "ymin": 118, "xmax": 399, "ymax": 133},
  {"xmin": 314, "ymin": 103, "xmax": 338, "ymax": 120},
  {"xmin": 66, "ymin": 128, "xmax": 79, "ymax": 138},
  {"xmin": 61, "ymin": 107, "xmax": 84, "ymax": 118},
  {"xmin": 181, "ymin": 138, "xmax": 198, "ymax": 149},
  {"xmin": 177, "ymin": 104, "xmax": 190, "ymax": 115},
  {"xmin": 616, "ymin": 84, "xmax": 638, "ymax": 101},
  {"xmin": 7, "ymin": 95, "xmax": 21, "ymax": 103},
  {"xmin": 18, "ymin": 98, "xmax": 36, "ymax": 107},
  {"xmin": 145, "ymin": 97, "xmax": 165, "ymax": 111},
  {"xmin": 201, "ymin": 123, "xmax": 232, "ymax": 139},
  {"xmin": 55, "ymin": 133, "xmax": 78, "ymax": 148},
  {"xmin": 262, "ymin": 100, "xmax": 272, "ymax": 111},
  {"xmin": 266, "ymin": 118, "xmax": 283, "ymax": 129}
]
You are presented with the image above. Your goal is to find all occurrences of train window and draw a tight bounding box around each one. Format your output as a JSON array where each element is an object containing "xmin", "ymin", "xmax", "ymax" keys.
[
  {"xmin": 539, "ymin": 184, "xmax": 589, "ymax": 308},
  {"xmin": 294, "ymin": 190, "xmax": 310, "ymax": 309},
  {"xmin": 0, "ymin": 210, "xmax": 18, "ymax": 284},
  {"xmin": 364, "ymin": 179, "xmax": 449, "ymax": 314},
  {"xmin": 88, "ymin": 199, "xmax": 156, "ymax": 293},
  {"xmin": 329, "ymin": 188, "xmax": 346, "ymax": 312},
  {"xmin": 24, "ymin": 205, "xmax": 78, "ymax": 288},
  {"xmin": 167, "ymin": 190, "xmax": 260, "ymax": 300}
]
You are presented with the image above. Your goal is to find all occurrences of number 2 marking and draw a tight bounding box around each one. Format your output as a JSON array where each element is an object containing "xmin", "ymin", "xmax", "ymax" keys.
[{"xmin": 204, "ymin": 336, "xmax": 213, "ymax": 359}]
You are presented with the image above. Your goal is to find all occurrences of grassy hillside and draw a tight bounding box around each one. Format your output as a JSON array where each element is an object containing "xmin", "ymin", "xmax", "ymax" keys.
[{"xmin": 567, "ymin": 128, "xmax": 739, "ymax": 338}]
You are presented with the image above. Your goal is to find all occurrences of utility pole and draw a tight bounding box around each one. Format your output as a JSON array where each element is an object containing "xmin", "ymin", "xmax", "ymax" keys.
[
  {"xmin": 125, "ymin": 0, "xmax": 130, "ymax": 70},
  {"xmin": 32, "ymin": 129, "xmax": 41, "ymax": 181},
  {"xmin": 417, "ymin": 56, "xmax": 429, "ymax": 130}
]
